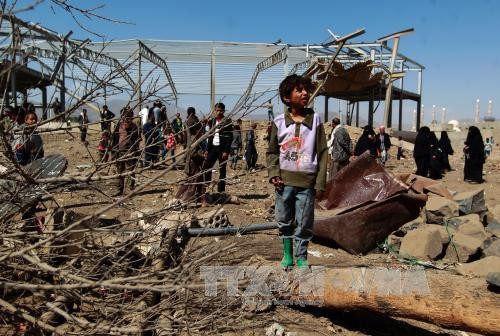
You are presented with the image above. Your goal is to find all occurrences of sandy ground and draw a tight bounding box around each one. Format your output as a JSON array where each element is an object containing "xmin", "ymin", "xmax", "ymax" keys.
[{"xmin": 38, "ymin": 120, "xmax": 500, "ymax": 336}]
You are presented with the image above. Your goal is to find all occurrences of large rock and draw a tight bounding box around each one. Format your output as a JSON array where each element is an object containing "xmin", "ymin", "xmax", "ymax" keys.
[
  {"xmin": 399, "ymin": 226, "xmax": 443, "ymax": 261},
  {"xmin": 453, "ymin": 189, "xmax": 487, "ymax": 215},
  {"xmin": 486, "ymin": 221, "xmax": 500, "ymax": 238},
  {"xmin": 482, "ymin": 238, "xmax": 500, "ymax": 258},
  {"xmin": 425, "ymin": 224, "xmax": 455, "ymax": 244},
  {"xmin": 196, "ymin": 207, "xmax": 230, "ymax": 228},
  {"xmin": 457, "ymin": 220, "xmax": 491, "ymax": 242},
  {"xmin": 397, "ymin": 214, "xmax": 426, "ymax": 234},
  {"xmin": 425, "ymin": 195, "xmax": 459, "ymax": 224},
  {"xmin": 444, "ymin": 233, "xmax": 482, "ymax": 262},
  {"xmin": 491, "ymin": 204, "xmax": 500, "ymax": 221},
  {"xmin": 456, "ymin": 256, "xmax": 500, "ymax": 277},
  {"xmin": 445, "ymin": 213, "xmax": 482, "ymax": 230}
]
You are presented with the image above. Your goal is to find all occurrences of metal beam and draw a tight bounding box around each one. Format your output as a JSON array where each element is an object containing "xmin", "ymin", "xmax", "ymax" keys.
[
  {"xmin": 256, "ymin": 47, "xmax": 287, "ymax": 72},
  {"xmin": 138, "ymin": 41, "xmax": 178, "ymax": 100},
  {"xmin": 68, "ymin": 41, "xmax": 135, "ymax": 89},
  {"xmin": 289, "ymin": 60, "xmax": 311, "ymax": 74},
  {"xmin": 1, "ymin": 14, "xmax": 61, "ymax": 42},
  {"xmin": 232, "ymin": 46, "xmax": 288, "ymax": 113},
  {"xmin": 24, "ymin": 45, "xmax": 136, "ymax": 90},
  {"xmin": 381, "ymin": 29, "xmax": 416, "ymax": 128}
]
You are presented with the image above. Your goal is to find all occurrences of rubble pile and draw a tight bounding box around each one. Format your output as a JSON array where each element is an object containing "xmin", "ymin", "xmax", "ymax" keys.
[{"xmin": 393, "ymin": 188, "xmax": 500, "ymax": 278}]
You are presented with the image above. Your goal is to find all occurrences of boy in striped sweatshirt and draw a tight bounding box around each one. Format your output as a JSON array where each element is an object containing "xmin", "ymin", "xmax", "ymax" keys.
[{"xmin": 266, "ymin": 74, "xmax": 328, "ymax": 269}]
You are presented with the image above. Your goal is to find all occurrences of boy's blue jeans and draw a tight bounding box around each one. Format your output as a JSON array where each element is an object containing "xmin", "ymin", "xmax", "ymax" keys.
[{"xmin": 275, "ymin": 186, "xmax": 315, "ymax": 259}]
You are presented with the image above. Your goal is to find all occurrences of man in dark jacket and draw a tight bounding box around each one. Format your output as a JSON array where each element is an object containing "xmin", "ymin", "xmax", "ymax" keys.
[
  {"xmin": 112, "ymin": 110, "xmax": 140, "ymax": 196},
  {"xmin": 78, "ymin": 108, "xmax": 89, "ymax": 143},
  {"xmin": 202, "ymin": 102, "xmax": 233, "ymax": 194},
  {"xmin": 375, "ymin": 125, "xmax": 391, "ymax": 164},
  {"xmin": 100, "ymin": 105, "xmax": 116, "ymax": 132}
]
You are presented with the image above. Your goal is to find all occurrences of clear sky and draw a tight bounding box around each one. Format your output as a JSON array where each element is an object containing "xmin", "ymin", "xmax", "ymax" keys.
[{"xmin": 16, "ymin": 0, "xmax": 500, "ymax": 122}]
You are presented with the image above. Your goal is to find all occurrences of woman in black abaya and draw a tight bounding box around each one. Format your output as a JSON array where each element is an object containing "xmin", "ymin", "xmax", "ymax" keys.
[
  {"xmin": 413, "ymin": 126, "xmax": 431, "ymax": 177},
  {"xmin": 463, "ymin": 126, "xmax": 485, "ymax": 183},
  {"xmin": 438, "ymin": 131, "xmax": 454, "ymax": 172},
  {"xmin": 354, "ymin": 125, "xmax": 377, "ymax": 157}
]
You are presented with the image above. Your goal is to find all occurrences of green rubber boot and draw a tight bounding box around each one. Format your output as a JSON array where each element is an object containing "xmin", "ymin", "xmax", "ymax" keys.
[
  {"xmin": 296, "ymin": 258, "xmax": 309, "ymax": 269},
  {"xmin": 280, "ymin": 238, "xmax": 294, "ymax": 269}
]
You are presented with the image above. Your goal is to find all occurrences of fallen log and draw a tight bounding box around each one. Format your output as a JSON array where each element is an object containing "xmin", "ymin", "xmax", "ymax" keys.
[{"xmin": 312, "ymin": 268, "xmax": 500, "ymax": 335}]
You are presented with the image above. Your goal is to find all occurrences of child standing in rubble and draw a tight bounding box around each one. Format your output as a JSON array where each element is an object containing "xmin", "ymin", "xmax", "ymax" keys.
[
  {"xmin": 266, "ymin": 74, "xmax": 328, "ymax": 269},
  {"xmin": 12, "ymin": 111, "xmax": 44, "ymax": 165}
]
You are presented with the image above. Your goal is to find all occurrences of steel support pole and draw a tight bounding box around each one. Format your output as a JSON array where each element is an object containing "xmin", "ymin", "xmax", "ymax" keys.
[
  {"xmin": 10, "ymin": 69, "xmax": 16, "ymax": 107},
  {"xmin": 210, "ymin": 46, "xmax": 215, "ymax": 110},
  {"xmin": 388, "ymin": 101, "xmax": 393, "ymax": 128},
  {"xmin": 356, "ymin": 102, "xmax": 359, "ymax": 127},
  {"xmin": 368, "ymin": 90, "xmax": 374, "ymax": 127},
  {"xmin": 137, "ymin": 52, "xmax": 142, "ymax": 110},
  {"xmin": 416, "ymin": 98, "xmax": 422, "ymax": 130},
  {"xmin": 60, "ymin": 40, "xmax": 66, "ymax": 113},
  {"xmin": 398, "ymin": 77, "xmax": 404, "ymax": 131},
  {"xmin": 41, "ymin": 87, "xmax": 47, "ymax": 120},
  {"xmin": 324, "ymin": 96, "xmax": 329, "ymax": 122},
  {"xmin": 398, "ymin": 97, "xmax": 403, "ymax": 131},
  {"xmin": 382, "ymin": 37, "xmax": 400, "ymax": 128}
]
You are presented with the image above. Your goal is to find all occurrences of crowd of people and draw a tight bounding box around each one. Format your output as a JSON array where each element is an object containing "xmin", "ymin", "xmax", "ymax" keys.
[
  {"xmin": 413, "ymin": 126, "xmax": 492, "ymax": 183},
  {"xmin": 88, "ymin": 101, "xmax": 263, "ymax": 198},
  {"xmin": 2, "ymin": 96, "xmax": 495, "ymax": 191},
  {"xmin": 1, "ymin": 74, "xmax": 497, "ymax": 270}
]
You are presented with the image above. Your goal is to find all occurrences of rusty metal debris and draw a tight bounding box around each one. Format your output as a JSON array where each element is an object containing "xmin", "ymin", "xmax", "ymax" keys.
[
  {"xmin": 391, "ymin": 130, "xmax": 418, "ymax": 144},
  {"xmin": 317, "ymin": 151, "xmax": 408, "ymax": 210},
  {"xmin": 314, "ymin": 152, "xmax": 427, "ymax": 254},
  {"xmin": 0, "ymin": 154, "xmax": 67, "ymax": 220}
]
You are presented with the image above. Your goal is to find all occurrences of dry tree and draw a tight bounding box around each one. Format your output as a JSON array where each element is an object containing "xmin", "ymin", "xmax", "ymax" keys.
[{"xmin": 0, "ymin": 2, "xmax": 280, "ymax": 335}]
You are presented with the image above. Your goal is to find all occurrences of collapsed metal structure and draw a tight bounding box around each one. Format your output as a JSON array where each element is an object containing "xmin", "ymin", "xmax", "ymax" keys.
[{"xmin": 1, "ymin": 14, "xmax": 424, "ymax": 128}]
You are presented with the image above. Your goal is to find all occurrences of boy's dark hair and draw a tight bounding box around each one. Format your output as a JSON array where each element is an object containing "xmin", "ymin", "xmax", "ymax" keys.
[
  {"xmin": 187, "ymin": 107, "xmax": 195, "ymax": 115},
  {"xmin": 214, "ymin": 102, "xmax": 225, "ymax": 111},
  {"xmin": 279, "ymin": 74, "xmax": 315, "ymax": 106}
]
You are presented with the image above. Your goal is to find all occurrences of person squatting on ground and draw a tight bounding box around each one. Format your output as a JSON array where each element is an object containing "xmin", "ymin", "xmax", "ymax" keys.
[
  {"xmin": 111, "ymin": 110, "xmax": 140, "ymax": 196},
  {"xmin": 12, "ymin": 111, "xmax": 44, "ymax": 166},
  {"xmin": 463, "ymin": 125, "xmax": 485, "ymax": 184},
  {"xmin": 327, "ymin": 117, "xmax": 351, "ymax": 180},
  {"xmin": 230, "ymin": 119, "xmax": 242, "ymax": 169},
  {"xmin": 202, "ymin": 102, "xmax": 233, "ymax": 196},
  {"xmin": 78, "ymin": 108, "xmax": 89, "ymax": 143},
  {"xmin": 244, "ymin": 122, "xmax": 258, "ymax": 171},
  {"xmin": 267, "ymin": 74, "xmax": 328, "ymax": 269},
  {"xmin": 375, "ymin": 125, "xmax": 391, "ymax": 164}
]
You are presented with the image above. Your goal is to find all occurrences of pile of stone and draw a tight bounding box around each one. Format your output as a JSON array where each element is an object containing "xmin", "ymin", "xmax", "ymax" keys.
[{"xmin": 388, "ymin": 188, "xmax": 500, "ymax": 278}]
